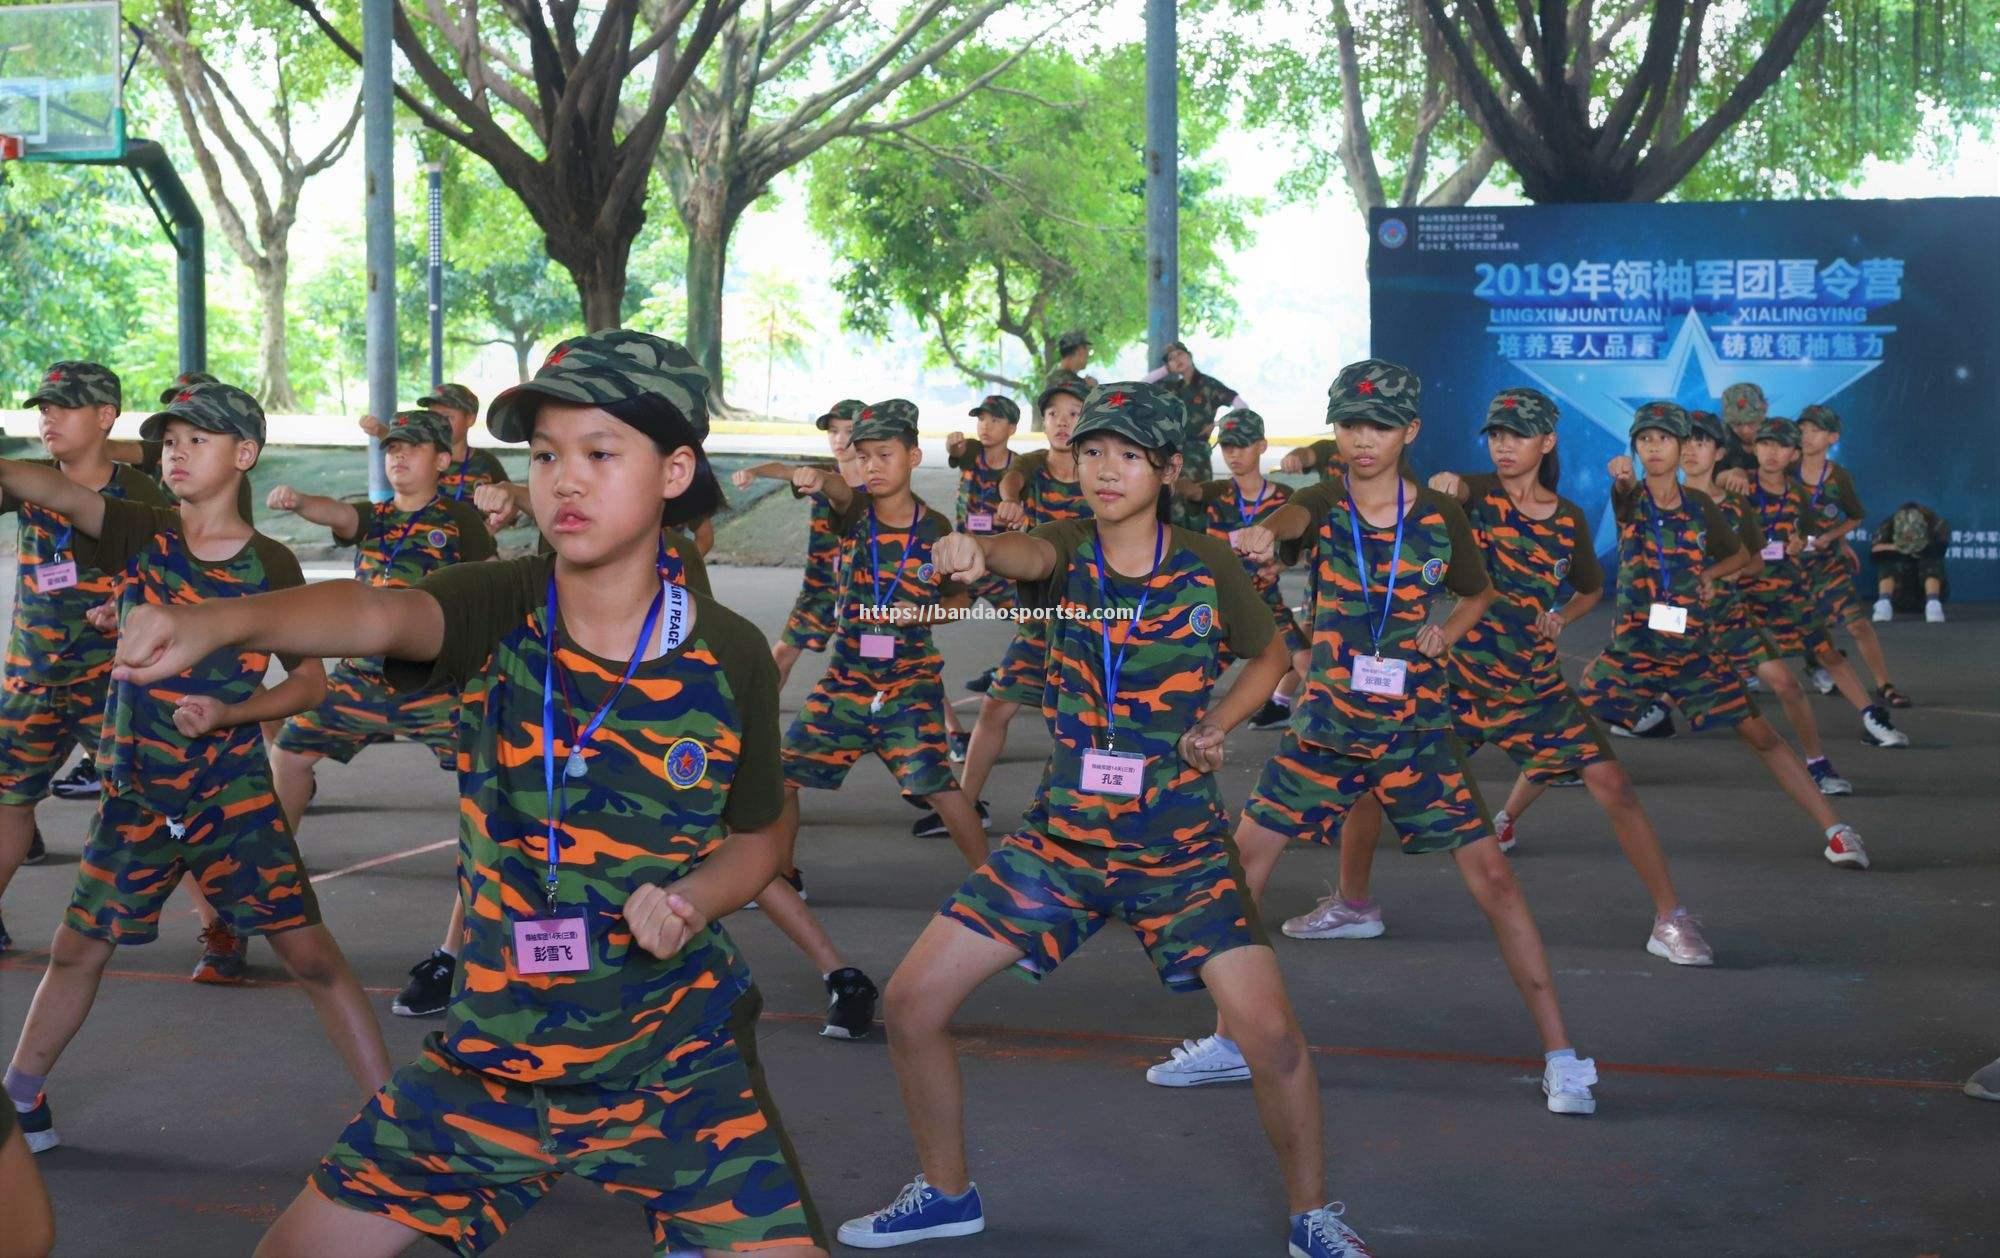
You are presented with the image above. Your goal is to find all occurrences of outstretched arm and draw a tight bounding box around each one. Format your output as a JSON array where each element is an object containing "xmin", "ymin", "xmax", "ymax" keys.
[
  {"xmin": 266, "ymin": 485, "xmax": 362, "ymax": 539},
  {"xmin": 114, "ymin": 580, "xmax": 445, "ymax": 687},
  {"xmin": 0, "ymin": 458, "xmax": 108, "ymax": 537},
  {"xmin": 932, "ymin": 531, "xmax": 1059, "ymax": 587}
]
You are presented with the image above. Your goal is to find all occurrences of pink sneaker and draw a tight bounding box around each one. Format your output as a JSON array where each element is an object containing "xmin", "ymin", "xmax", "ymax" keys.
[{"xmin": 1282, "ymin": 893, "xmax": 1385, "ymax": 940}]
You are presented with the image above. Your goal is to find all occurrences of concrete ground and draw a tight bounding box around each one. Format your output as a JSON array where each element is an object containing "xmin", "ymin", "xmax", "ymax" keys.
[{"xmin": 1, "ymin": 565, "xmax": 1994, "ymax": 1257}]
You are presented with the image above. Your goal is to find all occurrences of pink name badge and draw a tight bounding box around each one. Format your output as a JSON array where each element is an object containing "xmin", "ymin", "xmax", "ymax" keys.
[
  {"xmin": 1647, "ymin": 602, "xmax": 1688, "ymax": 635},
  {"xmin": 513, "ymin": 917, "xmax": 590, "ymax": 975},
  {"xmin": 1760, "ymin": 541, "xmax": 1785, "ymax": 562},
  {"xmin": 1080, "ymin": 748, "xmax": 1145, "ymax": 797},
  {"xmin": 859, "ymin": 632, "xmax": 896, "ymax": 660},
  {"xmin": 1351, "ymin": 653, "xmax": 1408, "ymax": 697},
  {"xmin": 966, "ymin": 512, "xmax": 994, "ymax": 533},
  {"xmin": 34, "ymin": 562, "xmax": 77, "ymax": 594}
]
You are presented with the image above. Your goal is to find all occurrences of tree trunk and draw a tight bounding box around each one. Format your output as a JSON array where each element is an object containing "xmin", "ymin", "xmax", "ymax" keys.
[
  {"xmin": 253, "ymin": 260, "xmax": 298, "ymax": 412},
  {"xmin": 575, "ymin": 242, "xmax": 630, "ymax": 332},
  {"xmin": 684, "ymin": 211, "xmax": 729, "ymax": 388},
  {"xmin": 513, "ymin": 335, "xmax": 534, "ymax": 383}
]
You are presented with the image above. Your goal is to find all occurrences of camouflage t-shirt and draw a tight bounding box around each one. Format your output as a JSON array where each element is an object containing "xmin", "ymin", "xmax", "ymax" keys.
[
  {"xmin": 949, "ymin": 445, "xmax": 1014, "ymax": 533},
  {"xmin": 1169, "ymin": 371, "xmax": 1237, "ymax": 471},
  {"xmin": 1282, "ymin": 479, "xmax": 1489, "ymax": 756},
  {"xmin": 2, "ymin": 462, "xmax": 170, "ymax": 689},
  {"xmin": 385, "ymin": 553, "xmax": 782, "ymax": 1086},
  {"xmin": 823, "ymin": 494, "xmax": 963, "ymax": 689},
  {"xmin": 788, "ymin": 461, "xmax": 845, "ymax": 608},
  {"xmin": 1199, "ymin": 476, "xmax": 1294, "ymax": 598},
  {"xmin": 439, "ymin": 447, "xmax": 511, "ymax": 504},
  {"xmin": 1702, "ymin": 484, "xmax": 1766, "ymax": 636},
  {"xmin": 535, "ymin": 527, "xmax": 711, "ymax": 597},
  {"xmin": 1304, "ymin": 438, "xmax": 1347, "ymax": 482},
  {"xmin": 1605, "ymin": 482, "xmax": 1742, "ymax": 651},
  {"xmin": 334, "ymin": 495, "xmax": 495, "ymax": 675},
  {"xmin": 1449, "ymin": 474, "xmax": 1603, "ymax": 702},
  {"xmin": 1742, "ymin": 478, "xmax": 1812, "ymax": 609},
  {"xmin": 1017, "ymin": 520, "xmax": 1272, "ymax": 849},
  {"xmin": 1795, "ymin": 459, "xmax": 1864, "ymax": 567},
  {"xmin": 1010, "ymin": 449, "xmax": 1092, "ymax": 527},
  {"xmin": 84, "ymin": 499, "xmax": 306, "ymax": 816}
]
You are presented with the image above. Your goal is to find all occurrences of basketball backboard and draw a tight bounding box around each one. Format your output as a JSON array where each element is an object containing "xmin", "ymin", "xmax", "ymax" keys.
[{"xmin": 0, "ymin": 1, "xmax": 124, "ymax": 161}]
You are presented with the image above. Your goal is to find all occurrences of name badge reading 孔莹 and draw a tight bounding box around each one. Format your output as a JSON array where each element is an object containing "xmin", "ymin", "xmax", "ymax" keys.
[
  {"xmin": 1080, "ymin": 748, "xmax": 1145, "ymax": 797},
  {"xmin": 514, "ymin": 917, "xmax": 590, "ymax": 975},
  {"xmin": 35, "ymin": 562, "xmax": 77, "ymax": 593},
  {"xmin": 966, "ymin": 512, "xmax": 994, "ymax": 534},
  {"xmin": 1351, "ymin": 654, "xmax": 1408, "ymax": 697},
  {"xmin": 1760, "ymin": 541, "xmax": 1785, "ymax": 562},
  {"xmin": 859, "ymin": 632, "xmax": 896, "ymax": 660},
  {"xmin": 1648, "ymin": 603, "xmax": 1688, "ymax": 635}
]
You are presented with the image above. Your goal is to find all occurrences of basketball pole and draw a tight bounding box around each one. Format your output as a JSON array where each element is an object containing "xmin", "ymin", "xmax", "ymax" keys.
[
  {"xmin": 362, "ymin": 0, "xmax": 393, "ymax": 502},
  {"xmin": 1144, "ymin": 0, "xmax": 1179, "ymax": 367}
]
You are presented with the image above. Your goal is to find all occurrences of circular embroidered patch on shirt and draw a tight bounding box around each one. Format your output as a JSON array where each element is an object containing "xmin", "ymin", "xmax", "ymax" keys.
[
  {"xmin": 427, "ymin": 529, "xmax": 449, "ymax": 548},
  {"xmin": 1188, "ymin": 603, "xmax": 1214, "ymax": 637},
  {"xmin": 918, "ymin": 562, "xmax": 936, "ymax": 584},
  {"xmin": 1421, "ymin": 557, "xmax": 1446, "ymax": 586},
  {"xmin": 1554, "ymin": 557, "xmax": 1571, "ymax": 583},
  {"xmin": 664, "ymin": 738, "xmax": 707, "ymax": 789}
]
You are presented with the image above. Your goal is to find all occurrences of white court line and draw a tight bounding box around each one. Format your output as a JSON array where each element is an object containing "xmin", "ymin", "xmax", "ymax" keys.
[{"xmin": 311, "ymin": 838, "xmax": 456, "ymax": 885}]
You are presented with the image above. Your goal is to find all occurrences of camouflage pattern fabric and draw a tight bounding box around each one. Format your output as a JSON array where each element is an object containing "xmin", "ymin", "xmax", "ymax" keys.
[
  {"xmin": 382, "ymin": 554, "xmax": 783, "ymax": 1088},
  {"xmin": 1450, "ymin": 688, "xmax": 1614, "ymax": 785},
  {"xmin": 1704, "ymin": 485, "xmax": 1784, "ymax": 674},
  {"xmin": 1797, "ymin": 460, "xmax": 1866, "ymax": 627},
  {"xmin": 23, "ymin": 361, "xmax": 121, "ymax": 409},
  {"xmin": 948, "ymin": 446, "xmax": 1016, "ymax": 609},
  {"xmin": 1721, "ymin": 382, "xmax": 1768, "ymax": 425},
  {"xmin": 1280, "ymin": 481, "xmax": 1489, "ymax": 758},
  {"xmin": 849, "ymin": 398, "xmax": 919, "ymax": 445},
  {"xmin": 966, "ymin": 393, "xmax": 1021, "ymax": 425},
  {"xmin": 1075, "ymin": 381, "xmax": 1186, "ymax": 452},
  {"xmin": 313, "ymin": 992, "xmax": 825, "ymax": 1255},
  {"xmin": 439, "ymin": 448, "xmax": 512, "ymax": 504},
  {"xmin": 1304, "ymin": 438, "xmax": 1347, "ymax": 482},
  {"xmin": 1167, "ymin": 370, "xmax": 1235, "ymax": 529},
  {"xmin": 157, "ymin": 371, "xmax": 219, "ymax": 406},
  {"xmin": 1199, "ymin": 476, "xmax": 1306, "ymax": 657},
  {"xmin": 1797, "ymin": 403, "xmax": 1841, "ymax": 434},
  {"xmin": 419, "ymin": 382, "xmax": 481, "ymax": 416},
  {"xmin": 1481, "ymin": 388, "xmax": 1558, "ymax": 435},
  {"xmin": 489, "ymin": 331, "xmax": 712, "ymax": 442},
  {"xmin": 141, "ymin": 380, "xmax": 266, "ymax": 443},
  {"xmin": 1742, "ymin": 479, "xmax": 1833, "ymax": 659},
  {"xmin": 1056, "ymin": 330, "xmax": 1091, "ymax": 355},
  {"xmin": 780, "ymin": 473, "xmax": 844, "ymax": 652},
  {"xmin": 0, "ymin": 682, "xmax": 115, "ymax": 808},
  {"xmin": 382, "ymin": 408, "xmax": 454, "ymax": 449},
  {"xmin": 1630, "ymin": 401, "xmax": 1690, "ymax": 441},
  {"xmin": 1324, "ymin": 360, "xmax": 1419, "ymax": 428},
  {"xmin": 1449, "ymin": 473, "xmax": 1602, "ymax": 702},
  {"xmin": 1215, "ymin": 407, "xmax": 1264, "ymax": 445},
  {"xmin": 985, "ymin": 450, "xmax": 1093, "ymax": 706},
  {"xmin": 781, "ymin": 672, "xmax": 957, "ymax": 798},
  {"xmin": 1246, "ymin": 727, "xmax": 1490, "ymax": 855}
]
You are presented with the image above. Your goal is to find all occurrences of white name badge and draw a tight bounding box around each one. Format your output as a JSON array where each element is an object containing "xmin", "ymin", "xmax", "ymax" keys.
[
  {"xmin": 1648, "ymin": 602, "xmax": 1688, "ymax": 635},
  {"xmin": 513, "ymin": 916, "xmax": 590, "ymax": 974},
  {"xmin": 1760, "ymin": 541, "xmax": 1785, "ymax": 562},
  {"xmin": 966, "ymin": 512, "xmax": 994, "ymax": 533},
  {"xmin": 1351, "ymin": 653, "xmax": 1408, "ymax": 697},
  {"xmin": 858, "ymin": 632, "xmax": 896, "ymax": 660},
  {"xmin": 34, "ymin": 562, "xmax": 77, "ymax": 593},
  {"xmin": 1080, "ymin": 748, "xmax": 1145, "ymax": 796}
]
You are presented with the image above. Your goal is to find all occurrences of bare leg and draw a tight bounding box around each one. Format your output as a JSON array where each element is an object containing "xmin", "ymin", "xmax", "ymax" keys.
[
  {"xmin": 1200, "ymin": 946, "xmax": 1326, "ymax": 1213},
  {"xmin": 1213, "ymin": 817, "xmax": 1290, "ymax": 1042},
  {"xmin": 1735, "ymin": 716, "xmax": 1839, "ymax": 829},
  {"xmin": 255, "ymin": 1187, "xmax": 420, "ymax": 1258},
  {"xmin": 1924, "ymin": 577, "xmax": 1942, "ymax": 597},
  {"xmin": 263, "ymin": 925, "xmax": 393, "ymax": 1093},
  {"xmin": 7, "ymin": 926, "xmax": 116, "ymax": 1078},
  {"xmin": 1757, "ymin": 659, "xmax": 1823, "ymax": 758},
  {"xmin": 437, "ymin": 895, "xmax": 463, "ymax": 955},
  {"xmin": 0, "ymin": 1123, "xmax": 55, "ymax": 1257},
  {"xmin": 1275, "ymin": 670, "xmax": 1302, "ymax": 702},
  {"xmin": 1502, "ymin": 773, "xmax": 1552, "ymax": 824},
  {"xmin": 1840, "ymin": 616, "xmax": 1893, "ymax": 690},
  {"xmin": 942, "ymin": 701, "xmax": 964, "ymax": 740},
  {"xmin": 1452, "ymin": 837, "xmax": 1571, "ymax": 1053},
  {"xmin": 1336, "ymin": 794, "xmax": 1384, "ymax": 903},
  {"xmin": 186, "ymin": 881, "xmax": 221, "ymax": 929},
  {"xmin": 0, "ymin": 803, "xmax": 35, "ymax": 901},
  {"xmin": 880, "ymin": 916, "xmax": 1025, "ymax": 1196},
  {"xmin": 1578, "ymin": 762, "xmax": 1679, "ymax": 917},
  {"xmin": 954, "ymin": 697, "xmax": 1017, "ymax": 803},
  {"xmin": 1815, "ymin": 645, "xmax": 1879, "ymax": 714},
  {"xmin": 752, "ymin": 876, "xmax": 846, "ymax": 975},
  {"xmin": 271, "ymin": 747, "xmax": 321, "ymax": 835},
  {"xmin": 924, "ymin": 789, "xmax": 990, "ymax": 870}
]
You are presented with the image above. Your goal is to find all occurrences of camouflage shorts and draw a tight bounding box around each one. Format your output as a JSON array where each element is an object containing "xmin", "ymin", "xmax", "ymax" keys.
[
  {"xmin": 782, "ymin": 668, "xmax": 958, "ymax": 798},
  {"xmin": 778, "ymin": 590, "xmax": 835, "ymax": 654},
  {"xmin": 1246, "ymin": 728, "xmax": 1491, "ymax": 856},
  {"xmin": 1745, "ymin": 589, "xmax": 1834, "ymax": 662},
  {"xmin": 1578, "ymin": 644, "xmax": 1756, "ymax": 734},
  {"xmin": 1715, "ymin": 617, "xmax": 1783, "ymax": 674},
  {"xmin": 312, "ymin": 995, "xmax": 825, "ymax": 1256},
  {"xmin": 0, "ymin": 677, "xmax": 108, "ymax": 807},
  {"xmin": 1805, "ymin": 553, "xmax": 1864, "ymax": 627},
  {"xmin": 67, "ymin": 781, "xmax": 320, "ymax": 944},
  {"xmin": 1452, "ymin": 686, "xmax": 1615, "ymax": 785},
  {"xmin": 275, "ymin": 666, "xmax": 456, "ymax": 769},
  {"xmin": 985, "ymin": 619, "xmax": 1049, "ymax": 707},
  {"xmin": 943, "ymin": 828, "xmax": 1266, "ymax": 992}
]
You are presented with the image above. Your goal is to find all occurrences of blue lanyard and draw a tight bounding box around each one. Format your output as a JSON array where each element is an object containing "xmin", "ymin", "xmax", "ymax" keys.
[
  {"xmin": 450, "ymin": 452, "xmax": 474, "ymax": 501},
  {"xmin": 1752, "ymin": 480, "xmax": 1784, "ymax": 533},
  {"xmin": 1344, "ymin": 478, "xmax": 1406, "ymax": 655},
  {"xmin": 363, "ymin": 498, "xmax": 439, "ymax": 584},
  {"xmin": 868, "ymin": 504, "xmax": 924, "ymax": 606},
  {"xmin": 1642, "ymin": 485, "xmax": 1676, "ymax": 598},
  {"xmin": 539, "ymin": 561, "xmax": 666, "ymax": 910},
  {"xmin": 1091, "ymin": 523, "xmax": 1165, "ymax": 751},
  {"xmin": 1234, "ymin": 477, "xmax": 1270, "ymax": 525},
  {"xmin": 50, "ymin": 519, "xmax": 73, "ymax": 562},
  {"xmin": 1807, "ymin": 459, "xmax": 1832, "ymax": 512}
]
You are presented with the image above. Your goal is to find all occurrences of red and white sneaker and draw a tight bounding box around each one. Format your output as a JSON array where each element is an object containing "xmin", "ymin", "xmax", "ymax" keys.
[
  {"xmin": 1495, "ymin": 810, "xmax": 1518, "ymax": 854},
  {"xmin": 1822, "ymin": 825, "xmax": 1870, "ymax": 870}
]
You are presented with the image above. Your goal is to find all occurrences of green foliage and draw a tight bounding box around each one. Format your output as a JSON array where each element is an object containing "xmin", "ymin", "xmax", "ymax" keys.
[{"xmin": 808, "ymin": 42, "xmax": 1253, "ymax": 387}]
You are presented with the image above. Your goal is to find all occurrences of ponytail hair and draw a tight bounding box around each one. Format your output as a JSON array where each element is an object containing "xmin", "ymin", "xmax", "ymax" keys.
[{"xmin": 1537, "ymin": 444, "xmax": 1561, "ymax": 493}]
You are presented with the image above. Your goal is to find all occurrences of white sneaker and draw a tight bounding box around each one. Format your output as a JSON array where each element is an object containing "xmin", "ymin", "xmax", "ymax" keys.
[
  {"xmin": 1646, "ymin": 909, "xmax": 1715, "ymax": 966},
  {"xmin": 1872, "ymin": 598, "xmax": 1893, "ymax": 622},
  {"xmin": 1823, "ymin": 825, "xmax": 1870, "ymax": 869},
  {"xmin": 1542, "ymin": 1055, "xmax": 1599, "ymax": 1114},
  {"xmin": 1282, "ymin": 893, "xmax": 1386, "ymax": 940},
  {"xmin": 1145, "ymin": 1035, "xmax": 1250, "ymax": 1087},
  {"xmin": 1860, "ymin": 705, "xmax": 1909, "ymax": 748},
  {"xmin": 1926, "ymin": 599, "xmax": 1946, "ymax": 623},
  {"xmin": 1809, "ymin": 667, "xmax": 1836, "ymax": 696},
  {"xmin": 1966, "ymin": 1056, "xmax": 2000, "ymax": 1101}
]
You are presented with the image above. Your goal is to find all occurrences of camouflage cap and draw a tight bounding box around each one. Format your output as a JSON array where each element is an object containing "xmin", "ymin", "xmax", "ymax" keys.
[
  {"xmin": 1629, "ymin": 401, "xmax": 1690, "ymax": 441},
  {"xmin": 1797, "ymin": 403, "xmax": 1841, "ymax": 433},
  {"xmin": 967, "ymin": 394, "xmax": 1022, "ymax": 425},
  {"xmin": 1721, "ymin": 381, "xmax": 1768, "ymax": 426},
  {"xmin": 1326, "ymin": 359, "xmax": 1420, "ymax": 428},
  {"xmin": 380, "ymin": 408, "xmax": 453, "ymax": 449},
  {"xmin": 1056, "ymin": 329, "xmax": 1091, "ymax": 355},
  {"xmin": 418, "ymin": 382, "xmax": 480, "ymax": 416},
  {"xmin": 814, "ymin": 398, "xmax": 866, "ymax": 431},
  {"xmin": 1755, "ymin": 417, "xmax": 1802, "ymax": 448},
  {"xmin": 849, "ymin": 398, "xmax": 920, "ymax": 445},
  {"xmin": 1482, "ymin": 387, "xmax": 1557, "ymax": 437},
  {"xmin": 1037, "ymin": 370, "xmax": 1091, "ymax": 413},
  {"xmin": 488, "ymin": 331, "xmax": 711, "ymax": 444},
  {"xmin": 1687, "ymin": 409, "xmax": 1727, "ymax": 443},
  {"xmin": 1160, "ymin": 339, "xmax": 1191, "ymax": 366},
  {"xmin": 1215, "ymin": 407, "xmax": 1265, "ymax": 445},
  {"xmin": 141, "ymin": 381, "xmax": 266, "ymax": 443},
  {"xmin": 1071, "ymin": 381, "xmax": 1186, "ymax": 453},
  {"xmin": 157, "ymin": 371, "xmax": 218, "ymax": 406},
  {"xmin": 24, "ymin": 361, "xmax": 121, "ymax": 411}
]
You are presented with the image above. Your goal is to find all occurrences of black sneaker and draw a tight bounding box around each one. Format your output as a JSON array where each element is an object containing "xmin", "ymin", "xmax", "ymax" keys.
[
  {"xmin": 0, "ymin": 911, "xmax": 11, "ymax": 953},
  {"xmin": 913, "ymin": 800, "xmax": 989, "ymax": 838},
  {"xmin": 50, "ymin": 761, "xmax": 100, "ymax": 800},
  {"xmin": 964, "ymin": 668, "xmax": 997, "ymax": 695},
  {"xmin": 1609, "ymin": 702, "xmax": 1675, "ymax": 740},
  {"xmin": 949, "ymin": 731, "xmax": 970, "ymax": 762},
  {"xmin": 744, "ymin": 868, "xmax": 806, "ymax": 911},
  {"xmin": 392, "ymin": 949, "xmax": 457, "ymax": 1017},
  {"xmin": 822, "ymin": 967, "xmax": 879, "ymax": 1040},
  {"xmin": 22, "ymin": 828, "xmax": 46, "ymax": 865},
  {"xmin": 1248, "ymin": 699, "xmax": 1292, "ymax": 731}
]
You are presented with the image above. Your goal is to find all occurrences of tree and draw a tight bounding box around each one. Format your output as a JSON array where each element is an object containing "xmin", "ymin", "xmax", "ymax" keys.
[
  {"xmin": 291, "ymin": 0, "xmax": 742, "ymax": 330},
  {"xmin": 434, "ymin": 157, "xmax": 589, "ymax": 380},
  {"xmin": 727, "ymin": 267, "xmax": 813, "ymax": 417},
  {"xmin": 809, "ymin": 44, "xmax": 1251, "ymax": 396},
  {"xmin": 654, "ymin": 0, "xmax": 1082, "ymax": 391},
  {"xmin": 132, "ymin": 0, "xmax": 359, "ymax": 410}
]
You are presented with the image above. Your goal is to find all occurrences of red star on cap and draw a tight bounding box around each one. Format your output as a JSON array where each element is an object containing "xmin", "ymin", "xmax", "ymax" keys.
[
  {"xmin": 1355, "ymin": 379, "xmax": 1375, "ymax": 395},
  {"xmin": 176, "ymin": 390, "xmax": 196, "ymax": 403},
  {"xmin": 1500, "ymin": 397, "xmax": 1518, "ymax": 408},
  {"xmin": 45, "ymin": 370, "xmax": 63, "ymax": 382},
  {"xmin": 1104, "ymin": 392, "xmax": 1129, "ymax": 407},
  {"xmin": 545, "ymin": 346, "xmax": 571, "ymax": 368}
]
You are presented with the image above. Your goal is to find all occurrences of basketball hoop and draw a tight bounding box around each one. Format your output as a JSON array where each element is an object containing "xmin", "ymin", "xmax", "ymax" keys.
[{"xmin": 0, "ymin": 135, "xmax": 22, "ymax": 161}]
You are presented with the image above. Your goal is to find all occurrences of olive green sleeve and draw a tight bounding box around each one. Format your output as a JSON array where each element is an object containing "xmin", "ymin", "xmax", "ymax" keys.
[
  {"xmin": 250, "ymin": 533, "xmax": 310, "ymax": 669},
  {"xmin": 1276, "ymin": 480, "xmax": 1339, "ymax": 567},
  {"xmin": 1833, "ymin": 464, "xmax": 1864, "ymax": 521},
  {"xmin": 1017, "ymin": 519, "xmax": 1091, "ymax": 611},
  {"xmin": 1558, "ymin": 500, "xmax": 1605, "ymax": 595},
  {"xmin": 1198, "ymin": 479, "xmax": 1234, "ymax": 505},
  {"xmin": 1310, "ymin": 439, "xmax": 1343, "ymax": 475},
  {"xmin": 447, "ymin": 499, "xmax": 498, "ymax": 562},
  {"xmin": 1184, "ymin": 530, "xmax": 1275, "ymax": 660},
  {"xmin": 1010, "ymin": 449, "xmax": 1048, "ymax": 491},
  {"xmin": 329, "ymin": 498, "xmax": 374, "ymax": 549},
  {"xmin": 662, "ymin": 529, "xmax": 712, "ymax": 598},
  {"xmin": 947, "ymin": 446, "xmax": 977, "ymax": 471},
  {"xmin": 705, "ymin": 600, "xmax": 784, "ymax": 833},
  {"xmin": 1430, "ymin": 490, "xmax": 1492, "ymax": 597},
  {"xmin": 1690, "ymin": 491, "xmax": 1742, "ymax": 561},
  {"xmin": 1459, "ymin": 472, "xmax": 1501, "ymax": 502},
  {"xmin": 0, "ymin": 457, "xmax": 56, "ymax": 516},
  {"xmin": 1732, "ymin": 494, "xmax": 1765, "ymax": 555},
  {"xmin": 385, "ymin": 553, "xmax": 547, "ymax": 694},
  {"xmin": 112, "ymin": 462, "xmax": 173, "ymax": 507},
  {"xmin": 87, "ymin": 496, "xmax": 177, "ymax": 572},
  {"xmin": 475, "ymin": 449, "xmax": 512, "ymax": 484}
]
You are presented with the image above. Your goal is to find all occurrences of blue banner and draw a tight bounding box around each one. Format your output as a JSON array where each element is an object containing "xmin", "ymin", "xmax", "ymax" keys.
[{"xmin": 1368, "ymin": 199, "xmax": 2000, "ymax": 599}]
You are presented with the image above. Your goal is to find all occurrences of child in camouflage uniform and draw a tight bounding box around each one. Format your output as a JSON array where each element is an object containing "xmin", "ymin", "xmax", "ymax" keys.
[
  {"xmin": 1151, "ymin": 361, "xmax": 1600, "ymax": 1118},
  {"xmin": 0, "ymin": 363, "xmax": 171, "ymax": 953},
  {"xmin": 1795, "ymin": 404, "xmax": 1911, "ymax": 708},
  {"xmin": 2, "ymin": 381, "xmax": 390, "ymax": 1155},
  {"xmin": 1576, "ymin": 403, "xmax": 1876, "ymax": 870},
  {"xmin": 839, "ymin": 382, "xmax": 1374, "ymax": 1258},
  {"xmin": 114, "ymin": 333, "xmax": 829, "ymax": 1257},
  {"xmin": 359, "ymin": 382, "xmax": 512, "ymax": 513},
  {"xmin": 1195, "ymin": 407, "xmax": 1309, "ymax": 729},
  {"xmin": 1290, "ymin": 388, "xmax": 1713, "ymax": 968}
]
